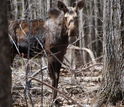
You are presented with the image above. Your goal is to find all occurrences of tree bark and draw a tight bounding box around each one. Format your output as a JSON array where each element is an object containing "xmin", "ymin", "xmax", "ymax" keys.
[
  {"xmin": 0, "ymin": 0, "xmax": 12, "ymax": 107},
  {"xmin": 91, "ymin": 0, "xmax": 124, "ymax": 107},
  {"xmin": 120, "ymin": 0, "xmax": 124, "ymax": 92}
]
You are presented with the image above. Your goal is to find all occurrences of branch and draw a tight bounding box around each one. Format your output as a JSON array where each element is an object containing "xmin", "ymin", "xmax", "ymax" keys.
[
  {"xmin": 28, "ymin": 66, "xmax": 47, "ymax": 82},
  {"xmin": 29, "ymin": 77, "xmax": 83, "ymax": 107},
  {"xmin": 68, "ymin": 45, "xmax": 97, "ymax": 65}
]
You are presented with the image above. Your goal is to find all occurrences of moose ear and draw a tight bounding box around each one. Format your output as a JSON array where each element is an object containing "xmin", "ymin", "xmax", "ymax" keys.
[
  {"xmin": 73, "ymin": 0, "xmax": 84, "ymax": 10},
  {"xmin": 77, "ymin": 0, "xmax": 84, "ymax": 10},
  {"xmin": 58, "ymin": 1, "xmax": 68, "ymax": 13},
  {"xmin": 72, "ymin": 2, "xmax": 77, "ymax": 8}
]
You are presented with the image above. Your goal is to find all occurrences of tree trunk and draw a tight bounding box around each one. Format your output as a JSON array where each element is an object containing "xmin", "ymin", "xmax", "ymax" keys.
[
  {"xmin": 0, "ymin": 0, "xmax": 12, "ymax": 107},
  {"xmin": 94, "ymin": 0, "xmax": 103, "ymax": 58},
  {"xmin": 78, "ymin": 9, "xmax": 86, "ymax": 64},
  {"xmin": 120, "ymin": 0, "xmax": 124, "ymax": 93},
  {"xmin": 14, "ymin": 0, "xmax": 18, "ymax": 19},
  {"xmin": 91, "ymin": 0, "xmax": 124, "ymax": 107}
]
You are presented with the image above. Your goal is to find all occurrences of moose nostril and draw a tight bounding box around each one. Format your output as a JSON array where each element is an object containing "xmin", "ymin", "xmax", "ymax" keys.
[
  {"xmin": 69, "ymin": 19, "xmax": 74, "ymax": 25},
  {"xmin": 75, "ymin": 17, "xmax": 78, "ymax": 20},
  {"xmin": 70, "ymin": 19, "xmax": 74, "ymax": 23}
]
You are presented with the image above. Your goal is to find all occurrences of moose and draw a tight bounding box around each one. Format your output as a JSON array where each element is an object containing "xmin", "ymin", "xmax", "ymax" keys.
[{"xmin": 9, "ymin": 0, "xmax": 84, "ymax": 106}]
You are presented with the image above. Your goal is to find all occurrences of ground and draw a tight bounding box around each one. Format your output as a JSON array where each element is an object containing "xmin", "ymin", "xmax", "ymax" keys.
[{"xmin": 12, "ymin": 56, "xmax": 123, "ymax": 107}]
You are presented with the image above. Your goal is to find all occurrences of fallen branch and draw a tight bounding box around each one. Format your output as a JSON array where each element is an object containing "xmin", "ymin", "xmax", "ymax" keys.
[
  {"xmin": 12, "ymin": 86, "xmax": 24, "ymax": 90},
  {"xmin": 68, "ymin": 45, "xmax": 97, "ymax": 65},
  {"xmin": 28, "ymin": 66, "xmax": 47, "ymax": 82},
  {"xmin": 75, "ymin": 63, "xmax": 103, "ymax": 74},
  {"xmin": 61, "ymin": 76, "xmax": 102, "ymax": 83},
  {"xmin": 29, "ymin": 77, "xmax": 83, "ymax": 107}
]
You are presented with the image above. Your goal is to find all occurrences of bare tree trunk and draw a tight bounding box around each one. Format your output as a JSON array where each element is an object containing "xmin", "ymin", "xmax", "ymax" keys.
[
  {"xmin": 82, "ymin": 0, "xmax": 93, "ymax": 64},
  {"xmin": 91, "ymin": 0, "xmax": 124, "ymax": 107},
  {"xmin": 94, "ymin": 0, "xmax": 99, "ymax": 57},
  {"xmin": 38, "ymin": 0, "xmax": 42, "ymax": 18},
  {"xmin": 7, "ymin": 0, "xmax": 12, "ymax": 19},
  {"xmin": 22, "ymin": 0, "xmax": 25, "ymax": 19},
  {"xmin": 33, "ymin": 0, "xmax": 37, "ymax": 19},
  {"xmin": 46, "ymin": 0, "xmax": 50, "ymax": 11},
  {"xmin": 0, "ymin": 0, "xmax": 12, "ymax": 107},
  {"xmin": 120, "ymin": 0, "xmax": 124, "ymax": 93},
  {"xmin": 14, "ymin": 0, "xmax": 18, "ymax": 19},
  {"xmin": 79, "ymin": 9, "xmax": 86, "ymax": 64},
  {"xmin": 40, "ymin": 0, "xmax": 47, "ymax": 18},
  {"xmin": 27, "ymin": 0, "xmax": 32, "ymax": 19},
  {"xmin": 96, "ymin": 0, "xmax": 103, "ymax": 57}
]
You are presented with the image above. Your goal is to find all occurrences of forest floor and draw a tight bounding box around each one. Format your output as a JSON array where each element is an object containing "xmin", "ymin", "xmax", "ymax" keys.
[{"xmin": 11, "ymin": 56, "xmax": 123, "ymax": 107}]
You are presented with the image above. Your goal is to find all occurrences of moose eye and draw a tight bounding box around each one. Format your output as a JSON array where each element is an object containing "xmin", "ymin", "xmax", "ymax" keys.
[
  {"xmin": 65, "ymin": 17, "xmax": 67, "ymax": 20},
  {"xmin": 74, "ymin": 16, "xmax": 78, "ymax": 20}
]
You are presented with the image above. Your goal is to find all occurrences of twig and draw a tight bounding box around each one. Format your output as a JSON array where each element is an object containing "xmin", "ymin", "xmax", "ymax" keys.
[
  {"xmin": 28, "ymin": 66, "xmax": 47, "ymax": 82},
  {"xmin": 12, "ymin": 86, "xmax": 24, "ymax": 90},
  {"xmin": 29, "ymin": 77, "xmax": 83, "ymax": 107}
]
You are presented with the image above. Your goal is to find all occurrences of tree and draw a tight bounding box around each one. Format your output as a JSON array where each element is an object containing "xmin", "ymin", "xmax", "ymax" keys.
[
  {"xmin": 91, "ymin": 0, "xmax": 124, "ymax": 107},
  {"xmin": 0, "ymin": 0, "xmax": 12, "ymax": 107}
]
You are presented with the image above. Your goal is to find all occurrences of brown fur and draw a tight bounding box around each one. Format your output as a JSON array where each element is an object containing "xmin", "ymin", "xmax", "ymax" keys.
[{"xmin": 9, "ymin": 1, "xmax": 84, "ymax": 105}]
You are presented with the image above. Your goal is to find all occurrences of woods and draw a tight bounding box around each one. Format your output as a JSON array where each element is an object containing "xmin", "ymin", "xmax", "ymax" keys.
[{"xmin": 0, "ymin": 0, "xmax": 123, "ymax": 107}]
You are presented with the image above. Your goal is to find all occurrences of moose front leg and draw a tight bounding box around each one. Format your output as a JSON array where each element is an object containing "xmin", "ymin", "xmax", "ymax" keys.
[{"xmin": 48, "ymin": 59, "xmax": 61, "ymax": 105}]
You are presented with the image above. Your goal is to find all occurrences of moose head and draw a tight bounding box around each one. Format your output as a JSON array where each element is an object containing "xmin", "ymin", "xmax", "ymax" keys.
[{"xmin": 58, "ymin": 0, "xmax": 84, "ymax": 37}]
